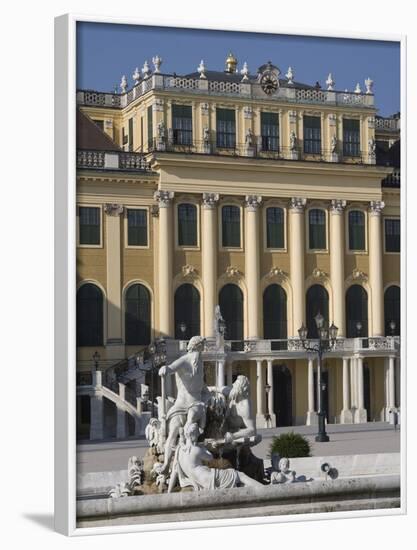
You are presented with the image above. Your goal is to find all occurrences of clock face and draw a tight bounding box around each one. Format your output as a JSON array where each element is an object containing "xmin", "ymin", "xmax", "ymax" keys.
[{"xmin": 261, "ymin": 72, "xmax": 279, "ymax": 95}]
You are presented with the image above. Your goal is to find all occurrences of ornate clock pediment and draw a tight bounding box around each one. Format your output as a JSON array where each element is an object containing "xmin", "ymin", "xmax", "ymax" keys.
[{"xmin": 257, "ymin": 61, "xmax": 281, "ymax": 95}]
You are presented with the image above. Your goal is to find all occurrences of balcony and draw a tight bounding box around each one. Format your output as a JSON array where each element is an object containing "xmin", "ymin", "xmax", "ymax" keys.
[
  {"xmin": 148, "ymin": 138, "xmax": 375, "ymax": 166},
  {"xmin": 77, "ymin": 150, "xmax": 153, "ymax": 172}
]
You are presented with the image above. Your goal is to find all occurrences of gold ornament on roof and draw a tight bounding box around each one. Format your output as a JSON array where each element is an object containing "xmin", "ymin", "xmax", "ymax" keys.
[{"xmin": 225, "ymin": 52, "xmax": 238, "ymax": 73}]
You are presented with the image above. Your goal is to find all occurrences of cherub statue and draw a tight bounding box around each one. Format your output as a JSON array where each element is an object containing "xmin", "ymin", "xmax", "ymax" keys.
[{"xmin": 270, "ymin": 457, "xmax": 297, "ymax": 484}]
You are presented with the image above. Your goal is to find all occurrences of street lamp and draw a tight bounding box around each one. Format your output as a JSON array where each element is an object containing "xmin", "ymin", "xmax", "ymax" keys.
[
  {"xmin": 179, "ymin": 322, "xmax": 187, "ymax": 339},
  {"xmin": 356, "ymin": 321, "xmax": 363, "ymax": 337},
  {"xmin": 389, "ymin": 320, "xmax": 396, "ymax": 336},
  {"xmin": 265, "ymin": 383, "xmax": 272, "ymax": 426},
  {"xmin": 92, "ymin": 351, "xmax": 100, "ymax": 371},
  {"xmin": 298, "ymin": 313, "xmax": 338, "ymax": 443}
]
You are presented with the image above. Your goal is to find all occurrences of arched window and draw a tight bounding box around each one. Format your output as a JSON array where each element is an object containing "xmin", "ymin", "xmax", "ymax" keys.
[
  {"xmin": 125, "ymin": 284, "xmax": 151, "ymax": 345},
  {"xmin": 263, "ymin": 285, "xmax": 287, "ymax": 347},
  {"xmin": 219, "ymin": 284, "xmax": 243, "ymax": 341},
  {"xmin": 346, "ymin": 285, "xmax": 368, "ymax": 337},
  {"xmin": 77, "ymin": 283, "xmax": 103, "ymax": 346},
  {"xmin": 308, "ymin": 209, "xmax": 326, "ymax": 250},
  {"xmin": 306, "ymin": 285, "xmax": 329, "ymax": 338},
  {"xmin": 384, "ymin": 285, "xmax": 400, "ymax": 336},
  {"xmin": 174, "ymin": 284, "xmax": 200, "ymax": 339},
  {"xmin": 222, "ymin": 205, "xmax": 241, "ymax": 248},
  {"xmin": 266, "ymin": 207, "xmax": 284, "ymax": 249},
  {"xmin": 177, "ymin": 203, "xmax": 197, "ymax": 246},
  {"xmin": 348, "ymin": 210, "xmax": 365, "ymax": 251}
]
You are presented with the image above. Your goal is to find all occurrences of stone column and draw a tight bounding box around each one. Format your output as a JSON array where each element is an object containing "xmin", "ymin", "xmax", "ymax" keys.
[
  {"xmin": 306, "ymin": 357, "xmax": 318, "ymax": 425},
  {"xmin": 217, "ymin": 359, "xmax": 226, "ymax": 388},
  {"xmin": 154, "ymin": 191, "xmax": 174, "ymax": 338},
  {"xmin": 104, "ymin": 203, "xmax": 124, "ymax": 358},
  {"xmin": 90, "ymin": 369, "xmax": 104, "ymax": 440},
  {"xmin": 388, "ymin": 355, "xmax": 396, "ymax": 410},
  {"xmin": 340, "ymin": 357, "xmax": 353, "ymax": 423},
  {"xmin": 289, "ymin": 198, "xmax": 307, "ymax": 335},
  {"xmin": 245, "ymin": 196, "xmax": 262, "ymax": 339},
  {"xmin": 355, "ymin": 356, "xmax": 367, "ymax": 423},
  {"xmin": 256, "ymin": 359, "xmax": 265, "ymax": 426},
  {"xmin": 368, "ymin": 201, "xmax": 385, "ymax": 336},
  {"xmin": 330, "ymin": 200, "xmax": 347, "ymax": 336},
  {"xmin": 201, "ymin": 193, "xmax": 219, "ymax": 337},
  {"xmin": 395, "ymin": 358, "xmax": 401, "ymax": 408},
  {"xmin": 266, "ymin": 359, "xmax": 276, "ymax": 427}
]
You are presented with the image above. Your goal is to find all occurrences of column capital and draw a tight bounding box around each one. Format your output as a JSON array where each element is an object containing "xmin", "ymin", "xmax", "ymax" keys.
[
  {"xmin": 245, "ymin": 195, "xmax": 263, "ymax": 211},
  {"xmin": 330, "ymin": 199, "xmax": 347, "ymax": 214},
  {"xmin": 202, "ymin": 192, "xmax": 219, "ymax": 209},
  {"xmin": 289, "ymin": 197, "xmax": 307, "ymax": 212},
  {"xmin": 369, "ymin": 200, "xmax": 385, "ymax": 216},
  {"xmin": 154, "ymin": 190, "xmax": 174, "ymax": 207},
  {"xmin": 104, "ymin": 203, "xmax": 124, "ymax": 216}
]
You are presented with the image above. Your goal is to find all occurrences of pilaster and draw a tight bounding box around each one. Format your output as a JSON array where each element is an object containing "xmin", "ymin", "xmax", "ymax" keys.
[
  {"xmin": 289, "ymin": 197, "xmax": 307, "ymax": 335},
  {"xmin": 330, "ymin": 199, "xmax": 347, "ymax": 336},
  {"xmin": 245, "ymin": 195, "xmax": 262, "ymax": 338},
  {"xmin": 202, "ymin": 193, "xmax": 219, "ymax": 337},
  {"xmin": 368, "ymin": 200, "xmax": 385, "ymax": 336}
]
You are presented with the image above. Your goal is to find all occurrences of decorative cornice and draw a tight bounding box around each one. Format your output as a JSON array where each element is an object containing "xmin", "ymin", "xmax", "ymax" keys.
[
  {"xmin": 330, "ymin": 199, "xmax": 347, "ymax": 214},
  {"xmin": 352, "ymin": 268, "xmax": 368, "ymax": 282},
  {"xmin": 245, "ymin": 195, "xmax": 262, "ymax": 211},
  {"xmin": 202, "ymin": 192, "xmax": 220, "ymax": 209},
  {"xmin": 369, "ymin": 200, "xmax": 385, "ymax": 216},
  {"xmin": 289, "ymin": 197, "xmax": 307, "ymax": 212},
  {"xmin": 182, "ymin": 264, "xmax": 197, "ymax": 278},
  {"xmin": 104, "ymin": 203, "xmax": 124, "ymax": 216},
  {"xmin": 225, "ymin": 266, "xmax": 242, "ymax": 279},
  {"xmin": 154, "ymin": 190, "xmax": 174, "ymax": 207}
]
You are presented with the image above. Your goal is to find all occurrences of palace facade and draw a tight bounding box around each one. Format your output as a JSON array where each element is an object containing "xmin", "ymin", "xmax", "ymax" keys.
[{"xmin": 76, "ymin": 54, "xmax": 400, "ymax": 439}]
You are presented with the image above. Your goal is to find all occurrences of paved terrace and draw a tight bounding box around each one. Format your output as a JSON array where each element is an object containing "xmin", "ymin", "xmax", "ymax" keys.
[{"xmin": 77, "ymin": 422, "xmax": 400, "ymax": 474}]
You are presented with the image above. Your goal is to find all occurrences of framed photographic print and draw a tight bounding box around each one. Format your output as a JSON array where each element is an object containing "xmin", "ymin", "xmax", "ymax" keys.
[{"xmin": 54, "ymin": 14, "xmax": 405, "ymax": 536}]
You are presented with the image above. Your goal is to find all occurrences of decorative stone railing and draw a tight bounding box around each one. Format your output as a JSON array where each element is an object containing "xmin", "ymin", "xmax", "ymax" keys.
[
  {"xmin": 375, "ymin": 117, "xmax": 400, "ymax": 131},
  {"xmin": 77, "ymin": 150, "xmax": 152, "ymax": 172},
  {"xmin": 77, "ymin": 74, "xmax": 375, "ymax": 109},
  {"xmin": 165, "ymin": 336, "xmax": 400, "ymax": 359}
]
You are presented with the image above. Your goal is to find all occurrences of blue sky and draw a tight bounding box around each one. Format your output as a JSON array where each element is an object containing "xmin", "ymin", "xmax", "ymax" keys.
[{"xmin": 77, "ymin": 22, "xmax": 400, "ymax": 116}]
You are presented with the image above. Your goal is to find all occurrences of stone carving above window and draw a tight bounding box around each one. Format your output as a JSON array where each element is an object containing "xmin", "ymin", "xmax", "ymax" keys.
[
  {"xmin": 352, "ymin": 268, "xmax": 368, "ymax": 282},
  {"xmin": 104, "ymin": 203, "xmax": 124, "ymax": 216},
  {"xmin": 225, "ymin": 266, "xmax": 242, "ymax": 279},
  {"xmin": 182, "ymin": 265, "xmax": 198, "ymax": 278},
  {"xmin": 312, "ymin": 267, "xmax": 328, "ymax": 279}
]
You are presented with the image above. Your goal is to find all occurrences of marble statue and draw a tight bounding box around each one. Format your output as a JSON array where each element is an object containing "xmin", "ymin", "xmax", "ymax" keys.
[
  {"xmin": 221, "ymin": 375, "xmax": 258, "ymax": 446},
  {"xmin": 169, "ymin": 423, "xmax": 262, "ymax": 492},
  {"xmin": 157, "ymin": 121, "xmax": 165, "ymax": 140},
  {"xmin": 203, "ymin": 126, "xmax": 210, "ymax": 143},
  {"xmin": 145, "ymin": 417, "xmax": 163, "ymax": 453},
  {"xmin": 156, "ymin": 335, "xmax": 208, "ymax": 474},
  {"xmin": 368, "ymin": 138, "xmax": 376, "ymax": 156},
  {"xmin": 270, "ymin": 457, "xmax": 297, "ymax": 484},
  {"xmin": 245, "ymin": 127, "xmax": 254, "ymax": 147},
  {"xmin": 331, "ymin": 135, "xmax": 337, "ymax": 153}
]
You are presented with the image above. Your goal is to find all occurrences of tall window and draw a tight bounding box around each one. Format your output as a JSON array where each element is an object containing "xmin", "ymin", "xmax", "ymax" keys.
[
  {"xmin": 266, "ymin": 207, "xmax": 284, "ymax": 249},
  {"xmin": 346, "ymin": 285, "xmax": 368, "ymax": 337},
  {"xmin": 261, "ymin": 112, "xmax": 279, "ymax": 151},
  {"xmin": 263, "ymin": 285, "xmax": 287, "ymax": 346},
  {"xmin": 77, "ymin": 283, "xmax": 103, "ymax": 346},
  {"xmin": 127, "ymin": 209, "xmax": 148, "ymax": 246},
  {"xmin": 79, "ymin": 206, "xmax": 100, "ymax": 245},
  {"xmin": 303, "ymin": 116, "xmax": 321, "ymax": 154},
  {"xmin": 385, "ymin": 219, "xmax": 400, "ymax": 252},
  {"xmin": 174, "ymin": 284, "xmax": 200, "ymax": 339},
  {"xmin": 172, "ymin": 104, "xmax": 192, "ymax": 145},
  {"xmin": 222, "ymin": 205, "xmax": 240, "ymax": 247},
  {"xmin": 308, "ymin": 209, "xmax": 326, "ymax": 250},
  {"xmin": 343, "ymin": 119, "xmax": 360, "ymax": 157},
  {"xmin": 348, "ymin": 210, "xmax": 365, "ymax": 251},
  {"xmin": 216, "ymin": 108, "xmax": 236, "ymax": 148},
  {"xmin": 219, "ymin": 284, "xmax": 243, "ymax": 341},
  {"xmin": 125, "ymin": 284, "xmax": 151, "ymax": 345},
  {"xmin": 147, "ymin": 105, "xmax": 153, "ymax": 149},
  {"xmin": 306, "ymin": 285, "xmax": 329, "ymax": 338},
  {"xmin": 178, "ymin": 203, "xmax": 197, "ymax": 246},
  {"xmin": 384, "ymin": 285, "xmax": 400, "ymax": 336}
]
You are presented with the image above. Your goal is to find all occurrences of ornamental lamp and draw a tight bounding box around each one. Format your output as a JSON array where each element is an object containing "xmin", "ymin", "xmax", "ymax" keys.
[
  {"xmin": 389, "ymin": 320, "xmax": 396, "ymax": 335},
  {"xmin": 356, "ymin": 321, "xmax": 363, "ymax": 336},
  {"xmin": 148, "ymin": 342, "xmax": 156, "ymax": 355},
  {"xmin": 179, "ymin": 322, "xmax": 187, "ymax": 335},
  {"xmin": 329, "ymin": 323, "xmax": 338, "ymax": 342},
  {"xmin": 298, "ymin": 323, "xmax": 308, "ymax": 342},
  {"xmin": 319, "ymin": 327, "xmax": 328, "ymax": 341}
]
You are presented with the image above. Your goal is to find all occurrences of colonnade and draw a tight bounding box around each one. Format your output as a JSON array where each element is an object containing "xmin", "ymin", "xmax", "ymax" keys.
[{"xmin": 153, "ymin": 190, "xmax": 386, "ymax": 340}]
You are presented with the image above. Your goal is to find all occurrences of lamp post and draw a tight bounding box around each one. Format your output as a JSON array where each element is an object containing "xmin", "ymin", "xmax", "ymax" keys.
[
  {"xmin": 356, "ymin": 321, "xmax": 362, "ymax": 337},
  {"xmin": 298, "ymin": 313, "xmax": 338, "ymax": 442},
  {"xmin": 92, "ymin": 351, "xmax": 100, "ymax": 371},
  {"xmin": 265, "ymin": 383, "xmax": 271, "ymax": 427},
  {"xmin": 179, "ymin": 322, "xmax": 187, "ymax": 339},
  {"xmin": 389, "ymin": 320, "xmax": 396, "ymax": 336}
]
